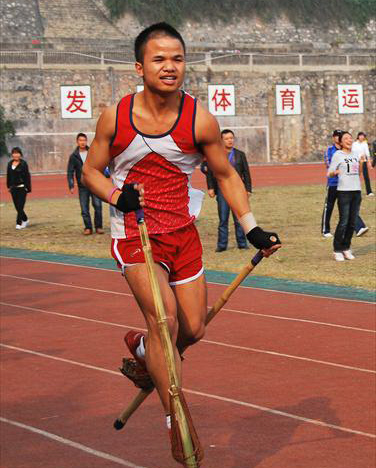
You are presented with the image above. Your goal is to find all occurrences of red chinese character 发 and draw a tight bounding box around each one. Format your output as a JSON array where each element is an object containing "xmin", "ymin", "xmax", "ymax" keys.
[
  {"xmin": 280, "ymin": 89, "xmax": 295, "ymax": 111},
  {"xmin": 66, "ymin": 90, "xmax": 87, "ymax": 113},
  {"xmin": 212, "ymin": 89, "xmax": 232, "ymax": 112},
  {"xmin": 342, "ymin": 89, "xmax": 360, "ymax": 108}
]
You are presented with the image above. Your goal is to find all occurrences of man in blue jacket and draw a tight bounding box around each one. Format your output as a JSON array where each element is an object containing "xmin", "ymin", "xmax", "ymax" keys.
[
  {"xmin": 321, "ymin": 129, "xmax": 368, "ymax": 238},
  {"xmin": 206, "ymin": 129, "xmax": 252, "ymax": 251}
]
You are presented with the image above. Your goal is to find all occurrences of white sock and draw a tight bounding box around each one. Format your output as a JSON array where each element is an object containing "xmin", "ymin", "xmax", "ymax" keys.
[
  {"xmin": 166, "ymin": 414, "xmax": 171, "ymax": 430},
  {"xmin": 136, "ymin": 336, "xmax": 145, "ymax": 359}
]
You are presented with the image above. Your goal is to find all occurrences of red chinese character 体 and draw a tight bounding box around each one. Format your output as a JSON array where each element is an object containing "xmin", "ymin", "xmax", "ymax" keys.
[
  {"xmin": 66, "ymin": 90, "xmax": 87, "ymax": 113},
  {"xmin": 342, "ymin": 89, "xmax": 360, "ymax": 109},
  {"xmin": 280, "ymin": 89, "xmax": 295, "ymax": 111},
  {"xmin": 212, "ymin": 88, "xmax": 232, "ymax": 112}
]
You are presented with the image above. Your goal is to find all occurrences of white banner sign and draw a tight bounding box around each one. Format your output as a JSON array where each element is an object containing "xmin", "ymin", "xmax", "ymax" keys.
[
  {"xmin": 208, "ymin": 85, "xmax": 235, "ymax": 116},
  {"xmin": 338, "ymin": 84, "xmax": 364, "ymax": 114},
  {"xmin": 60, "ymin": 85, "xmax": 92, "ymax": 119},
  {"xmin": 276, "ymin": 84, "xmax": 301, "ymax": 115}
]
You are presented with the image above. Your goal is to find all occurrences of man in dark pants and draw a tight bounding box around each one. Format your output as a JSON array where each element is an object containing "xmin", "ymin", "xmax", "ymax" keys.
[
  {"xmin": 67, "ymin": 133, "xmax": 104, "ymax": 235},
  {"xmin": 206, "ymin": 129, "xmax": 252, "ymax": 251}
]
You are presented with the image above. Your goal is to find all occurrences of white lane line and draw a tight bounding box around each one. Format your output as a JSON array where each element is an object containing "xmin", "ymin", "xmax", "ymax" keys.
[
  {"xmin": 1, "ymin": 302, "xmax": 374, "ymax": 374},
  {"xmin": 1, "ymin": 343, "xmax": 375, "ymax": 440},
  {"xmin": 1, "ymin": 255, "xmax": 374, "ymax": 304},
  {"xmin": 0, "ymin": 417, "xmax": 149, "ymax": 468},
  {"xmin": 1, "ymin": 275, "xmax": 374, "ymax": 333},
  {"xmin": 222, "ymin": 307, "xmax": 376, "ymax": 333}
]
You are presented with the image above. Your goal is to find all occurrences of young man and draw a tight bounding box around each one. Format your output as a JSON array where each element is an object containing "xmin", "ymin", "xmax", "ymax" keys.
[
  {"xmin": 321, "ymin": 130, "xmax": 368, "ymax": 238},
  {"xmin": 82, "ymin": 23, "xmax": 280, "ymax": 428},
  {"xmin": 67, "ymin": 133, "xmax": 104, "ymax": 235},
  {"xmin": 206, "ymin": 129, "xmax": 252, "ymax": 251}
]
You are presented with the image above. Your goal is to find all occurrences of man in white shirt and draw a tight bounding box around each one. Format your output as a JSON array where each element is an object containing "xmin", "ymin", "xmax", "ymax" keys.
[{"xmin": 352, "ymin": 132, "xmax": 374, "ymax": 196}]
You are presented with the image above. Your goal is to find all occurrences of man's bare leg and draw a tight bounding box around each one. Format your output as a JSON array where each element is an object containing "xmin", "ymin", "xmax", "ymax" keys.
[
  {"xmin": 124, "ymin": 263, "xmax": 182, "ymax": 414},
  {"xmin": 172, "ymin": 273, "xmax": 207, "ymax": 354}
]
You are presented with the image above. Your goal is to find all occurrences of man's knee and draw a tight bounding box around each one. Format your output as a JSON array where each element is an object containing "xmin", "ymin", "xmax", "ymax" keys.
[
  {"xmin": 147, "ymin": 312, "xmax": 179, "ymax": 340},
  {"xmin": 182, "ymin": 319, "xmax": 205, "ymax": 346}
]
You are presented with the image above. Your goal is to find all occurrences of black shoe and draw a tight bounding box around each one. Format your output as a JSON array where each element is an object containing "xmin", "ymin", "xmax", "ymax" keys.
[
  {"xmin": 238, "ymin": 245, "xmax": 249, "ymax": 250},
  {"xmin": 215, "ymin": 247, "xmax": 227, "ymax": 252}
]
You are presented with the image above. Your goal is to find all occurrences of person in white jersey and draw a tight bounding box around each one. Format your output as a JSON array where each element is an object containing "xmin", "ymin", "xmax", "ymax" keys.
[
  {"xmin": 352, "ymin": 131, "xmax": 374, "ymax": 196},
  {"xmin": 328, "ymin": 131, "xmax": 365, "ymax": 261}
]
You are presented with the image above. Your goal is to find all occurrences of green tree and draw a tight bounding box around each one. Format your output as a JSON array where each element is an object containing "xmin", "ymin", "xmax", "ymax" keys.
[
  {"xmin": 105, "ymin": 0, "xmax": 376, "ymax": 26},
  {"xmin": 0, "ymin": 105, "xmax": 15, "ymax": 157}
]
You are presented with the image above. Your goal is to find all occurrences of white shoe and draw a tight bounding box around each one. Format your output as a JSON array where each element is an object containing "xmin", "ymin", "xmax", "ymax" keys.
[
  {"xmin": 323, "ymin": 232, "xmax": 333, "ymax": 238},
  {"xmin": 333, "ymin": 252, "xmax": 345, "ymax": 261},
  {"xmin": 356, "ymin": 226, "xmax": 369, "ymax": 237},
  {"xmin": 343, "ymin": 250, "xmax": 355, "ymax": 260},
  {"xmin": 21, "ymin": 220, "xmax": 29, "ymax": 228},
  {"xmin": 16, "ymin": 224, "xmax": 23, "ymax": 230},
  {"xmin": 367, "ymin": 192, "xmax": 374, "ymax": 197}
]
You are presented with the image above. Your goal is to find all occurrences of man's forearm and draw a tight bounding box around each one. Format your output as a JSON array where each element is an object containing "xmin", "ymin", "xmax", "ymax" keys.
[
  {"xmin": 82, "ymin": 165, "xmax": 116, "ymax": 203},
  {"xmin": 217, "ymin": 172, "xmax": 250, "ymax": 220}
]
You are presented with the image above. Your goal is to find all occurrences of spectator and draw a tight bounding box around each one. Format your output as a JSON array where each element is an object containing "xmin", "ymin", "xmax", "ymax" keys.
[
  {"xmin": 372, "ymin": 138, "xmax": 376, "ymax": 168},
  {"xmin": 67, "ymin": 133, "xmax": 104, "ymax": 235},
  {"xmin": 352, "ymin": 132, "xmax": 374, "ymax": 196},
  {"xmin": 6, "ymin": 146, "xmax": 31, "ymax": 229},
  {"xmin": 328, "ymin": 131, "xmax": 365, "ymax": 261},
  {"xmin": 206, "ymin": 129, "xmax": 252, "ymax": 251},
  {"xmin": 321, "ymin": 130, "xmax": 368, "ymax": 238}
]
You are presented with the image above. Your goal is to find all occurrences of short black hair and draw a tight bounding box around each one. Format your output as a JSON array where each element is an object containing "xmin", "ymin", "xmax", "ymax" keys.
[
  {"xmin": 332, "ymin": 129, "xmax": 343, "ymax": 137},
  {"xmin": 357, "ymin": 131, "xmax": 366, "ymax": 139},
  {"xmin": 221, "ymin": 129, "xmax": 234, "ymax": 137},
  {"xmin": 76, "ymin": 132, "xmax": 87, "ymax": 140},
  {"xmin": 11, "ymin": 147, "xmax": 23, "ymax": 156},
  {"xmin": 134, "ymin": 22, "xmax": 186, "ymax": 63}
]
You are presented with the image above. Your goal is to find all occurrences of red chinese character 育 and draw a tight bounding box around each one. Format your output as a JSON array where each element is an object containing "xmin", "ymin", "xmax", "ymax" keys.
[
  {"xmin": 212, "ymin": 88, "xmax": 232, "ymax": 112},
  {"xmin": 342, "ymin": 89, "xmax": 359, "ymax": 108},
  {"xmin": 66, "ymin": 90, "xmax": 87, "ymax": 113},
  {"xmin": 280, "ymin": 88, "xmax": 295, "ymax": 110}
]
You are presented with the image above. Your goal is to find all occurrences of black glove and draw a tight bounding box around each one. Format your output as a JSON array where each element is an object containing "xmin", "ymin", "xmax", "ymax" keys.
[
  {"xmin": 115, "ymin": 184, "xmax": 141, "ymax": 213},
  {"xmin": 246, "ymin": 227, "xmax": 281, "ymax": 250}
]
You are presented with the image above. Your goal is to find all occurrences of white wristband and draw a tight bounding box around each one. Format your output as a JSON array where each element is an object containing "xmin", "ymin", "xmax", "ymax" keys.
[{"xmin": 239, "ymin": 212, "xmax": 257, "ymax": 234}]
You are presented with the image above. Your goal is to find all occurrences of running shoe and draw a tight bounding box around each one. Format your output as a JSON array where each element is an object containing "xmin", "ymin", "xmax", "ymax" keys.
[{"xmin": 124, "ymin": 330, "xmax": 146, "ymax": 368}]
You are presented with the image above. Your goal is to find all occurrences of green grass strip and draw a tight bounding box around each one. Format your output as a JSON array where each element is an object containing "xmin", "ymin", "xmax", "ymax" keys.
[{"xmin": 1, "ymin": 246, "xmax": 374, "ymax": 303}]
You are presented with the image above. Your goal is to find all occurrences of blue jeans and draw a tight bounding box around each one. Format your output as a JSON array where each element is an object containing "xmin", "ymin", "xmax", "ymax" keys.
[
  {"xmin": 333, "ymin": 191, "xmax": 361, "ymax": 252},
  {"xmin": 217, "ymin": 189, "xmax": 247, "ymax": 249},
  {"xmin": 78, "ymin": 186, "xmax": 103, "ymax": 230},
  {"xmin": 322, "ymin": 185, "xmax": 365, "ymax": 234}
]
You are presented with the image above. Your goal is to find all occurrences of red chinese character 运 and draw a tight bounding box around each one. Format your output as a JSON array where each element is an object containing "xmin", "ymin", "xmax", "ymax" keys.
[
  {"xmin": 342, "ymin": 89, "xmax": 359, "ymax": 108},
  {"xmin": 280, "ymin": 89, "xmax": 295, "ymax": 111},
  {"xmin": 212, "ymin": 89, "xmax": 232, "ymax": 112},
  {"xmin": 66, "ymin": 90, "xmax": 87, "ymax": 113}
]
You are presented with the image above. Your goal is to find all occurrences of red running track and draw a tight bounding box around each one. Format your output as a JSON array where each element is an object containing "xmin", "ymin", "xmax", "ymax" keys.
[
  {"xmin": 0, "ymin": 256, "xmax": 375, "ymax": 468},
  {"xmin": 3, "ymin": 164, "xmax": 374, "ymax": 201}
]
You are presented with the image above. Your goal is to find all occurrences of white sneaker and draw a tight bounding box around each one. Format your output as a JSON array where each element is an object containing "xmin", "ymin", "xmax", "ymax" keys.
[
  {"xmin": 21, "ymin": 220, "xmax": 29, "ymax": 228},
  {"xmin": 333, "ymin": 252, "xmax": 345, "ymax": 262},
  {"xmin": 343, "ymin": 250, "xmax": 355, "ymax": 260},
  {"xmin": 16, "ymin": 224, "xmax": 23, "ymax": 230},
  {"xmin": 356, "ymin": 226, "xmax": 369, "ymax": 237},
  {"xmin": 367, "ymin": 192, "xmax": 374, "ymax": 197},
  {"xmin": 323, "ymin": 232, "xmax": 333, "ymax": 238}
]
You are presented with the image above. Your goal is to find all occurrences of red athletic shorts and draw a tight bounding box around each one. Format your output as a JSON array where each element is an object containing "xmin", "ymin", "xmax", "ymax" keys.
[{"xmin": 111, "ymin": 223, "xmax": 204, "ymax": 285}]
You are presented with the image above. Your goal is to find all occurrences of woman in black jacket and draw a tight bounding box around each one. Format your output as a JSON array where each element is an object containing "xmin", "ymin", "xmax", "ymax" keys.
[{"xmin": 6, "ymin": 147, "xmax": 32, "ymax": 229}]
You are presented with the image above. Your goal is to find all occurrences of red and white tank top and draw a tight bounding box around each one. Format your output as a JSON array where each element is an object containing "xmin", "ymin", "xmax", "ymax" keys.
[{"xmin": 109, "ymin": 91, "xmax": 202, "ymax": 239}]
